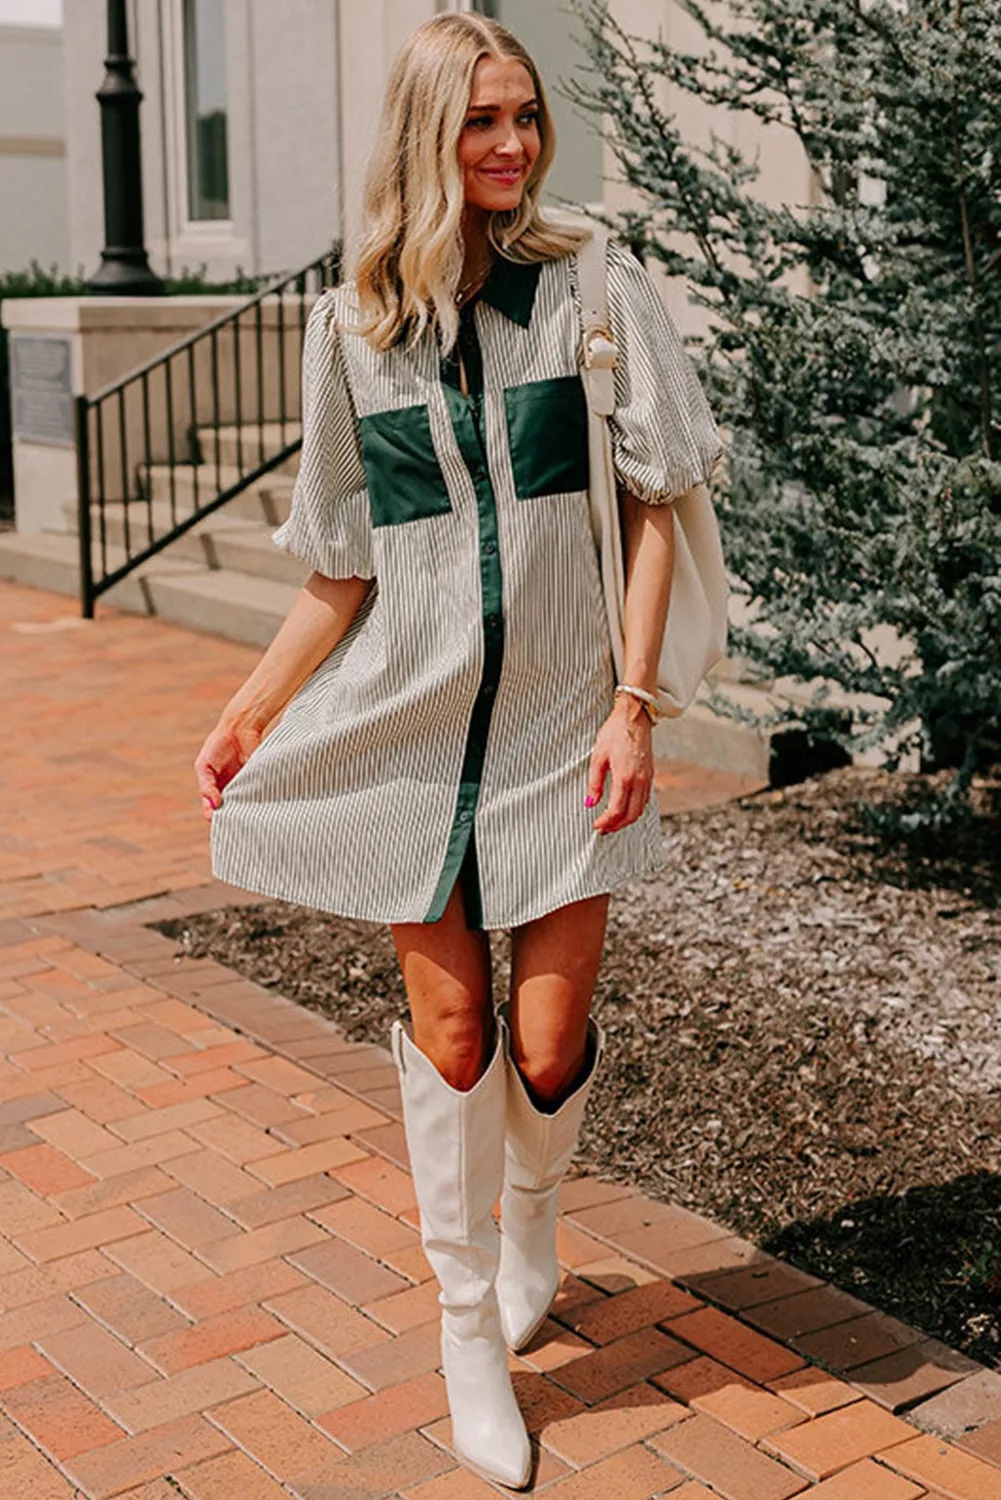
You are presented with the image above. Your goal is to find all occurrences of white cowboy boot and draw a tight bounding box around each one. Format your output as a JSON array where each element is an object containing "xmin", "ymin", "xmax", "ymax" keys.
[
  {"xmin": 390, "ymin": 1014, "xmax": 531, "ymax": 1491},
  {"xmin": 496, "ymin": 1008, "xmax": 606, "ymax": 1352}
]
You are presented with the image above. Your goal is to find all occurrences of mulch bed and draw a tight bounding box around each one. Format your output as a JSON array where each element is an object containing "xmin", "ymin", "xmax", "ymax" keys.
[{"xmin": 156, "ymin": 766, "xmax": 1001, "ymax": 1367}]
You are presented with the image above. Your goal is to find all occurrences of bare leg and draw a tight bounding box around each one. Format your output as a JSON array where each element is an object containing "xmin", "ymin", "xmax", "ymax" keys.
[
  {"xmin": 508, "ymin": 893, "xmax": 610, "ymax": 1106},
  {"xmin": 390, "ymin": 880, "xmax": 493, "ymax": 1092}
]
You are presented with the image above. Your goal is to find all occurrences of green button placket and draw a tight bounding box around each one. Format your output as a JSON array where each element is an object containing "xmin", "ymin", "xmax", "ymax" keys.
[{"xmin": 423, "ymin": 319, "xmax": 505, "ymax": 924}]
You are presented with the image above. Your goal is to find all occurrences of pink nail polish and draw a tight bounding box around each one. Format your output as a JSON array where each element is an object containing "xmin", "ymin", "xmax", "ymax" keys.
[{"xmin": 585, "ymin": 794, "xmax": 596, "ymax": 807}]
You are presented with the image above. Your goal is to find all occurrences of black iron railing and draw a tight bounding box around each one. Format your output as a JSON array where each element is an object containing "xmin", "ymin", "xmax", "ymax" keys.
[{"xmin": 75, "ymin": 248, "xmax": 340, "ymax": 615}]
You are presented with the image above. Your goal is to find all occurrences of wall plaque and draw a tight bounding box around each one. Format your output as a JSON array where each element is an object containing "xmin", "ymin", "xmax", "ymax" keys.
[{"xmin": 10, "ymin": 334, "xmax": 74, "ymax": 447}]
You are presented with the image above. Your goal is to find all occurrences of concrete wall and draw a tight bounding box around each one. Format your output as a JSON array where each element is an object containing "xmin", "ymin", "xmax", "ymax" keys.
[
  {"xmin": 489, "ymin": 0, "xmax": 603, "ymax": 209},
  {"xmin": 244, "ymin": 2, "xmax": 340, "ymax": 275},
  {"xmin": 0, "ymin": 23, "xmax": 69, "ymax": 273}
]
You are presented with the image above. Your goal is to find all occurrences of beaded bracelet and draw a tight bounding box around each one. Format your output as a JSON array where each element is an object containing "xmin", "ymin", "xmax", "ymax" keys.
[{"xmin": 614, "ymin": 683, "xmax": 662, "ymax": 723}]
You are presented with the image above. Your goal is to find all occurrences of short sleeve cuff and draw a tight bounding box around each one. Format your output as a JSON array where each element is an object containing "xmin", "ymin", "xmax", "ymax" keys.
[
  {"xmin": 271, "ymin": 487, "xmax": 375, "ymax": 580},
  {"xmin": 614, "ymin": 439, "xmax": 724, "ymax": 507}
]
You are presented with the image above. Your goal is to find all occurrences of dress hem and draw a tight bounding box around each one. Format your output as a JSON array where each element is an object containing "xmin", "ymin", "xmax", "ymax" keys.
[{"xmin": 209, "ymin": 842, "xmax": 666, "ymax": 933}]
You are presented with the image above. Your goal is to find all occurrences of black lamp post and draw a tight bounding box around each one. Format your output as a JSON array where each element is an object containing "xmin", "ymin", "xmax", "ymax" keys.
[{"xmin": 86, "ymin": 0, "xmax": 165, "ymax": 295}]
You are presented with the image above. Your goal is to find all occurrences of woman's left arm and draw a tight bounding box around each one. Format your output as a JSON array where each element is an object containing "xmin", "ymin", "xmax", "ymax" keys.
[{"xmin": 587, "ymin": 489, "xmax": 675, "ymax": 834}]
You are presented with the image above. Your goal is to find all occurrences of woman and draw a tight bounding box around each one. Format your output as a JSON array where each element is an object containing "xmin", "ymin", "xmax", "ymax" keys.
[{"xmin": 195, "ymin": 12, "xmax": 722, "ymax": 1490}]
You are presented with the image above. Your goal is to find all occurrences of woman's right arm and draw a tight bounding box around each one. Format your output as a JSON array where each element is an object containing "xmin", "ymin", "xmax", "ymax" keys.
[{"xmin": 193, "ymin": 569, "xmax": 371, "ymax": 819}]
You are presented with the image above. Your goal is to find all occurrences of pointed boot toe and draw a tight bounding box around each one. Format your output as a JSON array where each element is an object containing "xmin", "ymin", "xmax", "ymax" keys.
[
  {"xmin": 499, "ymin": 1293, "xmax": 557, "ymax": 1355},
  {"xmin": 497, "ymin": 1227, "xmax": 559, "ymax": 1352},
  {"xmin": 442, "ymin": 1317, "xmax": 532, "ymax": 1489}
]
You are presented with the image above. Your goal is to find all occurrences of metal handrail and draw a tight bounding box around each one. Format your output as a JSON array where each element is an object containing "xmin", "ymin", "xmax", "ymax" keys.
[{"xmin": 75, "ymin": 247, "xmax": 340, "ymax": 616}]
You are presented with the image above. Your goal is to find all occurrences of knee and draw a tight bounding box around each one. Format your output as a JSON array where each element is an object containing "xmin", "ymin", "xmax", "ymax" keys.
[
  {"xmin": 513, "ymin": 1039, "xmax": 587, "ymax": 1107},
  {"xmin": 414, "ymin": 999, "xmax": 493, "ymax": 1093}
]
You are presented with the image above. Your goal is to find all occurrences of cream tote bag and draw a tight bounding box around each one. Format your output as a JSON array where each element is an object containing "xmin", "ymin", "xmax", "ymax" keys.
[{"xmin": 576, "ymin": 227, "xmax": 729, "ymax": 719}]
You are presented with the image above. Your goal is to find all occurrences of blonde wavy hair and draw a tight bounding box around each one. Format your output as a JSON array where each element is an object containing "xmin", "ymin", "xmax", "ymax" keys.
[{"xmin": 354, "ymin": 11, "xmax": 587, "ymax": 353}]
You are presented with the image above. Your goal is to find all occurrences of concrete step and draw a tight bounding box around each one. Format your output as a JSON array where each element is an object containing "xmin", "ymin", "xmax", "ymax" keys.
[
  {"xmin": 60, "ymin": 499, "xmax": 309, "ymax": 588},
  {"xmin": 659, "ymin": 672, "xmax": 887, "ymax": 785},
  {"xmin": 209, "ymin": 524, "xmax": 309, "ymax": 587},
  {"xmin": 707, "ymin": 653, "xmax": 773, "ymax": 688},
  {"xmin": 142, "ymin": 567, "xmax": 299, "ymax": 649},
  {"xmin": 196, "ymin": 422, "xmax": 302, "ymax": 469},
  {"xmin": 0, "ymin": 530, "xmax": 297, "ymax": 647},
  {"xmin": 0, "ymin": 529, "xmax": 204, "ymax": 617},
  {"xmin": 259, "ymin": 478, "xmax": 295, "ymax": 523},
  {"xmin": 63, "ymin": 495, "xmax": 252, "ymax": 551},
  {"xmin": 655, "ymin": 681, "xmax": 772, "ymax": 784},
  {"xmin": 143, "ymin": 465, "xmax": 295, "ymax": 522}
]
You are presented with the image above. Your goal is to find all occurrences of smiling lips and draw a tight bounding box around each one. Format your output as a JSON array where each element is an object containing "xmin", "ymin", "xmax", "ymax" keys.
[{"xmin": 479, "ymin": 165, "xmax": 525, "ymax": 183}]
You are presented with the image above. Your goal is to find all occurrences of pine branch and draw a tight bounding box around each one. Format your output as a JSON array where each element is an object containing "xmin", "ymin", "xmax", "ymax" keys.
[
  {"xmin": 570, "ymin": 0, "xmax": 1001, "ymax": 790},
  {"xmin": 948, "ymin": 4, "xmax": 994, "ymax": 460}
]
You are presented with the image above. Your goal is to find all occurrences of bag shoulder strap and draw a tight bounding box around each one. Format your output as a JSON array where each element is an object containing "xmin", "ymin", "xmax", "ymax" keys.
[
  {"xmin": 575, "ymin": 228, "xmax": 617, "ymax": 418},
  {"xmin": 577, "ymin": 227, "xmax": 609, "ymax": 339}
]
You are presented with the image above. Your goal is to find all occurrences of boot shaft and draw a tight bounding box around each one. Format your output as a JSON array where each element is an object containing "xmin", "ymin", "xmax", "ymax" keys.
[
  {"xmin": 391, "ymin": 1016, "xmax": 508, "ymax": 1312},
  {"xmin": 501, "ymin": 1008, "xmax": 607, "ymax": 1192}
]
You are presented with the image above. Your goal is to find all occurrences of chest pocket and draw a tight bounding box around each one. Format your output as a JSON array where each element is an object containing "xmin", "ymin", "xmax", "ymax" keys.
[
  {"xmin": 504, "ymin": 374, "xmax": 590, "ymax": 500},
  {"xmin": 359, "ymin": 403, "xmax": 453, "ymax": 527}
]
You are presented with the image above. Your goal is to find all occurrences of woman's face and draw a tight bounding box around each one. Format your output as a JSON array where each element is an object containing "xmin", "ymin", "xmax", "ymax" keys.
[{"xmin": 458, "ymin": 56, "xmax": 541, "ymax": 215}]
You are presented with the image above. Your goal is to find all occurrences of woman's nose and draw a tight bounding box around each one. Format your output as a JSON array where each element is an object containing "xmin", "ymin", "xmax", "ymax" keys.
[{"xmin": 495, "ymin": 121, "xmax": 524, "ymax": 156}]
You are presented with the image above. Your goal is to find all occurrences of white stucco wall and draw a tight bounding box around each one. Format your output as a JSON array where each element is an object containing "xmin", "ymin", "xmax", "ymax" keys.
[
  {"xmin": 489, "ymin": 0, "xmax": 602, "ymax": 210},
  {"xmin": 63, "ymin": 0, "xmax": 124, "ymax": 285},
  {"xmin": 605, "ymin": 0, "xmax": 816, "ymax": 337},
  {"xmin": 0, "ymin": 23, "xmax": 69, "ymax": 273},
  {"xmin": 244, "ymin": 1, "xmax": 341, "ymax": 275},
  {"xmin": 336, "ymin": 0, "xmax": 438, "ymax": 268}
]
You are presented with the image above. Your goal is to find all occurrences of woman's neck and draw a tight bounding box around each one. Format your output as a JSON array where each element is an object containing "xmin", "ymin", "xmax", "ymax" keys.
[{"xmin": 461, "ymin": 206, "xmax": 493, "ymax": 283}]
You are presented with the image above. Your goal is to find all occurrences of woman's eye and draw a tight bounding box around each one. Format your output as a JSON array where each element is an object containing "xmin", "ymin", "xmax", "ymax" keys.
[
  {"xmin": 518, "ymin": 112, "xmax": 539, "ymax": 127},
  {"xmin": 465, "ymin": 116, "xmax": 493, "ymax": 130}
]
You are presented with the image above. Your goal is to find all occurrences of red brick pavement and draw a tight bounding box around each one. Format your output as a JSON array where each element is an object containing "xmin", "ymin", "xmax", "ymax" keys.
[{"xmin": 0, "ymin": 579, "xmax": 997, "ymax": 1499}]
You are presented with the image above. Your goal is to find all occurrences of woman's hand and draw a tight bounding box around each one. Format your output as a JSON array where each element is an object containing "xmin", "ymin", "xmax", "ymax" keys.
[
  {"xmin": 194, "ymin": 718, "xmax": 263, "ymax": 822},
  {"xmin": 192, "ymin": 571, "xmax": 373, "ymax": 825},
  {"xmin": 586, "ymin": 694, "xmax": 655, "ymax": 834}
]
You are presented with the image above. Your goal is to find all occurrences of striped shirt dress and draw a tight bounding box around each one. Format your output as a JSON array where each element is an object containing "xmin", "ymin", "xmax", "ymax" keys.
[{"xmin": 209, "ymin": 240, "xmax": 723, "ymax": 930}]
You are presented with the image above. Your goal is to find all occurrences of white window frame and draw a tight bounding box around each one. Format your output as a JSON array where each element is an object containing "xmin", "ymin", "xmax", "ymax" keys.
[{"xmin": 163, "ymin": 0, "xmax": 235, "ymax": 248}]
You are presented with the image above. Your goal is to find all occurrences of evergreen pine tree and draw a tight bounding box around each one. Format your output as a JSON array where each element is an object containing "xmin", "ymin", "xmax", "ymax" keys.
[{"xmin": 570, "ymin": 0, "xmax": 1001, "ymax": 810}]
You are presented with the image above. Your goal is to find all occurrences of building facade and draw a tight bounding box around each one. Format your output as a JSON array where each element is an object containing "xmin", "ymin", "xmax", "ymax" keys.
[
  {"xmin": 59, "ymin": 0, "xmax": 608, "ymax": 288},
  {"xmin": 62, "ymin": 0, "xmax": 343, "ymax": 286},
  {"xmin": 53, "ymin": 0, "xmax": 814, "ymax": 326},
  {"xmin": 0, "ymin": 21, "xmax": 68, "ymax": 274}
]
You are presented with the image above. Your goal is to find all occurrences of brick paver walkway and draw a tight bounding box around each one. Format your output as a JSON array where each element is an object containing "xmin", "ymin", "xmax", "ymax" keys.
[{"xmin": 2, "ymin": 578, "xmax": 1000, "ymax": 1500}]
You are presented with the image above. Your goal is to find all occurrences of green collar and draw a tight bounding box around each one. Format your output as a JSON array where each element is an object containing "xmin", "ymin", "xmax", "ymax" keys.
[{"xmin": 478, "ymin": 254, "xmax": 542, "ymax": 327}]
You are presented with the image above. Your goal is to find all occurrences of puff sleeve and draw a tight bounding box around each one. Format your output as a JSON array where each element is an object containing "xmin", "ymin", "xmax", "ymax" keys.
[
  {"xmin": 271, "ymin": 290, "xmax": 375, "ymax": 579},
  {"xmin": 605, "ymin": 240, "xmax": 724, "ymax": 506}
]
